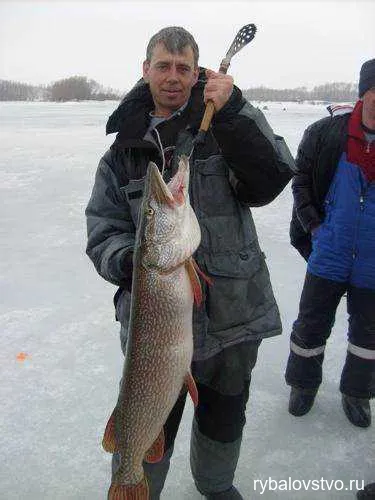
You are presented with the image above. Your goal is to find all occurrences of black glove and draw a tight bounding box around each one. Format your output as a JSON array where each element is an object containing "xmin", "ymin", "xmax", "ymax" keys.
[{"xmin": 121, "ymin": 251, "xmax": 133, "ymax": 292}]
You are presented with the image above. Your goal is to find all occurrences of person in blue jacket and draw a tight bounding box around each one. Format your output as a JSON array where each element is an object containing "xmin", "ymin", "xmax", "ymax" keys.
[{"xmin": 286, "ymin": 58, "xmax": 375, "ymax": 427}]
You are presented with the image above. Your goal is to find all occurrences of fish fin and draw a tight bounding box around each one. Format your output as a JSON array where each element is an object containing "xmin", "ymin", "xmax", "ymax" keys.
[
  {"xmin": 185, "ymin": 258, "xmax": 203, "ymax": 306},
  {"xmin": 192, "ymin": 258, "xmax": 213, "ymax": 287},
  {"xmin": 108, "ymin": 477, "xmax": 149, "ymax": 500},
  {"xmin": 144, "ymin": 428, "xmax": 165, "ymax": 463},
  {"xmin": 102, "ymin": 409, "xmax": 118, "ymax": 453},
  {"xmin": 185, "ymin": 372, "xmax": 198, "ymax": 407}
]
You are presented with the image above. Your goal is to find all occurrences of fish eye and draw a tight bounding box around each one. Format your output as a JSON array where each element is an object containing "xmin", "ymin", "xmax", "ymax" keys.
[{"xmin": 146, "ymin": 207, "xmax": 154, "ymax": 216}]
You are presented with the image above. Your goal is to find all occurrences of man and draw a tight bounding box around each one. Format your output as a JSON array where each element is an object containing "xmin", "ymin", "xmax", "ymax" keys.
[
  {"xmin": 86, "ymin": 26, "xmax": 294, "ymax": 499},
  {"xmin": 287, "ymin": 58, "xmax": 375, "ymax": 428}
]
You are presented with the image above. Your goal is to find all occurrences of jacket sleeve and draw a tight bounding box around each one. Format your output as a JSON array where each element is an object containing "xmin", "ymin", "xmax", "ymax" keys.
[
  {"xmin": 289, "ymin": 205, "xmax": 312, "ymax": 261},
  {"xmin": 85, "ymin": 149, "xmax": 135, "ymax": 288},
  {"xmin": 210, "ymin": 89, "xmax": 295, "ymax": 206},
  {"xmin": 292, "ymin": 121, "xmax": 325, "ymax": 233},
  {"xmin": 289, "ymin": 117, "xmax": 334, "ymax": 259}
]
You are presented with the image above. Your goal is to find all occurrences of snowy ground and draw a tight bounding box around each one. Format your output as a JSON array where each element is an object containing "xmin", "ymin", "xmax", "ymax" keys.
[{"xmin": 0, "ymin": 100, "xmax": 373, "ymax": 500}]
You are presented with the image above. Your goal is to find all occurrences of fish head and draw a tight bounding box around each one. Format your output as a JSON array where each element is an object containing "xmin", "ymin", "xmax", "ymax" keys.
[{"xmin": 136, "ymin": 155, "xmax": 201, "ymax": 272}]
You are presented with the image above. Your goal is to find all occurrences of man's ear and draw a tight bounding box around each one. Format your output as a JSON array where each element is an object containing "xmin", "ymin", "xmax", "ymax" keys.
[
  {"xmin": 192, "ymin": 67, "xmax": 199, "ymax": 85},
  {"xmin": 143, "ymin": 60, "xmax": 150, "ymax": 82}
]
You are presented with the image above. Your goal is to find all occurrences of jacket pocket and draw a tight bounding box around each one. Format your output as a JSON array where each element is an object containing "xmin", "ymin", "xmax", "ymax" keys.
[
  {"xmin": 204, "ymin": 247, "xmax": 262, "ymax": 279},
  {"xmin": 194, "ymin": 156, "xmax": 238, "ymax": 217},
  {"xmin": 203, "ymin": 250, "xmax": 265, "ymax": 335},
  {"xmin": 120, "ymin": 178, "xmax": 145, "ymax": 226}
]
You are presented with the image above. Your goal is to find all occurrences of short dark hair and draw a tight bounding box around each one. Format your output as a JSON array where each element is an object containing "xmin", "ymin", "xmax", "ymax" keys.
[{"xmin": 146, "ymin": 26, "xmax": 199, "ymax": 67}]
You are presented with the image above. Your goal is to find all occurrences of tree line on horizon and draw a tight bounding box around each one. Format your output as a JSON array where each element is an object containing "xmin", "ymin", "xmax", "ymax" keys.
[
  {"xmin": 0, "ymin": 75, "xmax": 358, "ymax": 103},
  {"xmin": 0, "ymin": 76, "xmax": 119, "ymax": 102}
]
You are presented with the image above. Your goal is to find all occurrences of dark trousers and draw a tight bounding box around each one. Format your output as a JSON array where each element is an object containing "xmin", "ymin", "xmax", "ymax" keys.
[
  {"xmin": 285, "ymin": 272, "xmax": 375, "ymax": 398},
  {"xmin": 113, "ymin": 340, "xmax": 260, "ymax": 498}
]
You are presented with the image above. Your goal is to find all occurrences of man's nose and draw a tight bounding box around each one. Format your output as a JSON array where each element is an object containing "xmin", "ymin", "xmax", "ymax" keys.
[{"xmin": 166, "ymin": 66, "xmax": 179, "ymax": 81}]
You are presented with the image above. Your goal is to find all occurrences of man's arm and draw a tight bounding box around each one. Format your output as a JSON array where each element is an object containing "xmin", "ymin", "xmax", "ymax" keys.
[
  {"xmin": 289, "ymin": 118, "xmax": 333, "ymax": 259},
  {"xmin": 85, "ymin": 149, "xmax": 135, "ymax": 289},
  {"xmin": 292, "ymin": 122, "xmax": 326, "ymax": 233},
  {"xmin": 210, "ymin": 88, "xmax": 295, "ymax": 206}
]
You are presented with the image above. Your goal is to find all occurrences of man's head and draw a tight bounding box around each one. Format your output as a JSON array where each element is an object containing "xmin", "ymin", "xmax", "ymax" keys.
[
  {"xmin": 359, "ymin": 58, "xmax": 375, "ymax": 128},
  {"xmin": 143, "ymin": 26, "xmax": 200, "ymax": 117},
  {"xmin": 359, "ymin": 58, "xmax": 375, "ymax": 98}
]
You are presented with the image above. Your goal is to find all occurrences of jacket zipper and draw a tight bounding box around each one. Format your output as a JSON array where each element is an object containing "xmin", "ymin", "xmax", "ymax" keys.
[{"xmin": 351, "ymin": 180, "xmax": 368, "ymax": 261}]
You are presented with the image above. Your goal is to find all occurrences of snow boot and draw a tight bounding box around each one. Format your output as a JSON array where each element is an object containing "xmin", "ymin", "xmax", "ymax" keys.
[
  {"xmin": 205, "ymin": 485, "xmax": 244, "ymax": 499},
  {"xmin": 342, "ymin": 395, "xmax": 371, "ymax": 428},
  {"xmin": 357, "ymin": 482, "xmax": 375, "ymax": 499},
  {"xmin": 288, "ymin": 387, "xmax": 317, "ymax": 416}
]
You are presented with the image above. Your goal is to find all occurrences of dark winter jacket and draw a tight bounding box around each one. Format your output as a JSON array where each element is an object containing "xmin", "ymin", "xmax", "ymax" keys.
[
  {"xmin": 289, "ymin": 113, "xmax": 349, "ymax": 259},
  {"xmin": 85, "ymin": 70, "xmax": 295, "ymax": 360}
]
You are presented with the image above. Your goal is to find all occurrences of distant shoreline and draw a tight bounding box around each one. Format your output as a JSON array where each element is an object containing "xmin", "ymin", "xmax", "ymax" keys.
[
  {"xmin": 1, "ymin": 76, "xmax": 358, "ymax": 104},
  {"xmin": 0, "ymin": 99, "xmax": 354, "ymax": 105}
]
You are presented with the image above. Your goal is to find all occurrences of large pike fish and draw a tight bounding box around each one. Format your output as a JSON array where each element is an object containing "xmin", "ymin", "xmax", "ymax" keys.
[{"xmin": 102, "ymin": 155, "xmax": 203, "ymax": 500}]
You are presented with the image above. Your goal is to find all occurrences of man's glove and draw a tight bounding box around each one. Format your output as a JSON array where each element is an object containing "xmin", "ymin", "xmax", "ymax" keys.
[{"xmin": 121, "ymin": 251, "xmax": 134, "ymax": 292}]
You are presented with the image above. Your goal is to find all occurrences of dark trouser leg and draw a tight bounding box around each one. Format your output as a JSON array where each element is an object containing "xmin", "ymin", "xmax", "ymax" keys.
[
  {"xmin": 285, "ymin": 272, "xmax": 346, "ymax": 390},
  {"xmin": 340, "ymin": 286, "xmax": 375, "ymax": 398},
  {"xmin": 112, "ymin": 391, "xmax": 187, "ymax": 500},
  {"xmin": 190, "ymin": 341, "xmax": 260, "ymax": 496}
]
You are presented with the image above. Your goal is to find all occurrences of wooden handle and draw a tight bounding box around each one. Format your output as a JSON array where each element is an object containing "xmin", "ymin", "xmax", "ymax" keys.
[
  {"xmin": 199, "ymin": 100, "xmax": 216, "ymax": 133},
  {"xmin": 195, "ymin": 59, "xmax": 229, "ymax": 144}
]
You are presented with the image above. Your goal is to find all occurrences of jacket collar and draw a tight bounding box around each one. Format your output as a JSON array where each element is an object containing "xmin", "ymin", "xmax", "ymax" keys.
[
  {"xmin": 348, "ymin": 100, "xmax": 365, "ymax": 141},
  {"xmin": 347, "ymin": 99, "xmax": 375, "ymax": 181}
]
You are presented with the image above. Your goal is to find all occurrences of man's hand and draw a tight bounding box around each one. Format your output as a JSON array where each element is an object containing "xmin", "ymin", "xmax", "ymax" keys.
[{"xmin": 204, "ymin": 69, "xmax": 234, "ymax": 112}]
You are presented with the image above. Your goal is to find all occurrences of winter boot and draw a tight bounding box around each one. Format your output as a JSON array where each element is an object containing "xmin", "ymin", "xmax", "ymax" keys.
[
  {"xmin": 205, "ymin": 485, "xmax": 244, "ymax": 500},
  {"xmin": 342, "ymin": 395, "xmax": 371, "ymax": 428},
  {"xmin": 190, "ymin": 418, "xmax": 242, "ymax": 496},
  {"xmin": 288, "ymin": 387, "xmax": 317, "ymax": 416}
]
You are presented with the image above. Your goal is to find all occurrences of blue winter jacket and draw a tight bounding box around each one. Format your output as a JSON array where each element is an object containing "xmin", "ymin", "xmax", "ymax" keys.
[{"xmin": 308, "ymin": 152, "xmax": 375, "ymax": 289}]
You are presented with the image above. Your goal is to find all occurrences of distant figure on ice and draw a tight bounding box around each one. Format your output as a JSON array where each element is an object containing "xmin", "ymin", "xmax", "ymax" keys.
[
  {"xmin": 286, "ymin": 58, "xmax": 375, "ymax": 428},
  {"xmin": 85, "ymin": 26, "xmax": 294, "ymax": 499}
]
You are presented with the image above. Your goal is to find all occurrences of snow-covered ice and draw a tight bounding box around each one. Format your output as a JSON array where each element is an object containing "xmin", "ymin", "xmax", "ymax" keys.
[{"xmin": 0, "ymin": 100, "xmax": 373, "ymax": 499}]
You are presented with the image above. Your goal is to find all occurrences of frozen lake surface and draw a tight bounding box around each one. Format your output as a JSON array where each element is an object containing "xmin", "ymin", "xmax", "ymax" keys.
[{"xmin": 0, "ymin": 100, "xmax": 373, "ymax": 499}]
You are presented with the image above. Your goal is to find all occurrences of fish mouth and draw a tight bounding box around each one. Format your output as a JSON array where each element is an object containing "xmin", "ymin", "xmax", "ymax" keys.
[
  {"xmin": 147, "ymin": 163, "xmax": 175, "ymax": 207},
  {"xmin": 167, "ymin": 155, "xmax": 189, "ymax": 205},
  {"xmin": 146, "ymin": 157, "xmax": 189, "ymax": 208}
]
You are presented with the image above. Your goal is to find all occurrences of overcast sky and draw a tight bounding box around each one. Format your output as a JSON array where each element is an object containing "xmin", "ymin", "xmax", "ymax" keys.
[{"xmin": 1, "ymin": 1, "xmax": 374, "ymax": 92}]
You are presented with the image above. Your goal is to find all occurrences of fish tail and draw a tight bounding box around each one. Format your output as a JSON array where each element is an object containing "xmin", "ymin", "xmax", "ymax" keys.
[{"xmin": 108, "ymin": 477, "xmax": 149, "ymax": 500}]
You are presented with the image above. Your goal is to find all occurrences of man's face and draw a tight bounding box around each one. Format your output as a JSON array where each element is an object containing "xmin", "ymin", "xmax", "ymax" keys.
[
  {"xmin": 143, "ymin": 42, "xmax": 199, "ymax": 117},
  {"xmin": 362, "ymin": 87, "xmax": 375, "ymax": 126}
]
